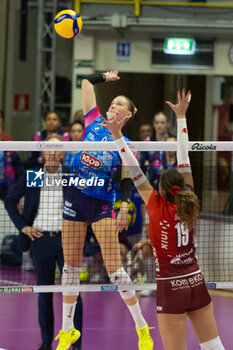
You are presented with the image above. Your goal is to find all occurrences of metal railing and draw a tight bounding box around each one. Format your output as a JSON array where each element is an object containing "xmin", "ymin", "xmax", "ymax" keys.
[{"xmin": 75, "ymin": 0, "xmax": 233, "ymax": 17}]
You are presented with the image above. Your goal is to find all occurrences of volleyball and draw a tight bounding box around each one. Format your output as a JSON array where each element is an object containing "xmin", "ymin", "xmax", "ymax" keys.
[{"xmin": 54, "ymin": 9, "xmax": 82, "ymax": 39}]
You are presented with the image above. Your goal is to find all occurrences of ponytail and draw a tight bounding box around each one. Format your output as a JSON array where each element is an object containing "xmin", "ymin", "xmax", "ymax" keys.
[
  {"xmin": 160, "ymin": 169, "xmax": 199, "ymax": 231},
  {"xmin": 174, "ymin": 190, "xmax": 199, "ymax": 231}
]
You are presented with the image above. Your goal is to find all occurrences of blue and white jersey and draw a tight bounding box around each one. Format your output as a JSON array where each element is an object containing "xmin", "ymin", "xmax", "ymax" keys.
[{"xmin": 69, "ymin": 106, "xmax": 130, "ymax": 202}]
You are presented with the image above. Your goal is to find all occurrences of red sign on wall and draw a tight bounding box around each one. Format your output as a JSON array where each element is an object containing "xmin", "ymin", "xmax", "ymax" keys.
[{"xmin": 14, "ymin": 94, "xmax": 30, "ymax": 111}]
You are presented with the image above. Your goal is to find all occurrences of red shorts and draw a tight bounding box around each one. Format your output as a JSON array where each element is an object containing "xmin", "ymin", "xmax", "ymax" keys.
[{"xmin": 156, "ymin": 271, "xmax": 211, "ymax": 314}]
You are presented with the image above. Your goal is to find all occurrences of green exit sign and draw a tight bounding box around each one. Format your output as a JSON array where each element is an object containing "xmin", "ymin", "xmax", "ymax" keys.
[{"xmin": 164, "ymin": 38, "xmax": 196, "ymax": 55}]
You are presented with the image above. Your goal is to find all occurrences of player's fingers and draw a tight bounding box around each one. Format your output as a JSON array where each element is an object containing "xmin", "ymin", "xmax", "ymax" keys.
[
  {"xmin": 28, "ymin": 233, "xmax": 34, "ymax": 241},
  {"xmin": 182, "ymin": 88, "xmax": 186, "ymax": 100},
  {"xmin": 33, "ymin": 231, "xmax": 43, "ymax": 238},
  {"xmin": 117, "ymin": 221, "xmax": 123, "ymax": 232},
  {"xmin": 165, "ymin": 101, "xmax": 175, "ymax": 109},
  {"xmin": 36, "ymin": 228, "xmax": 44, "ymax": 233},
  {"xmin": 177, "ymin": 90, "xmax": 181, "ymax": 103},
  {"xmin": 116, "ymin": 219, "xmax": 121, "ymax": 229},
  {"xmin": 186, "ymin": 90, "xmax": 191, "ymax": 103},
  {"xmin": 33, "ymin": 228, "xmax": 43, "ymax": 235},
  {"xmin": 119, "ymin": 219, "xmax": 126, "ymax": 232},
  {"xmin": 98, "ymin": 123, "xmax": 108, "ymax": 128}
]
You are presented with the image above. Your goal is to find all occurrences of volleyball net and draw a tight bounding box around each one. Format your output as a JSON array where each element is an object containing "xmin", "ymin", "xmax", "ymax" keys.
[{"xmin": 0, "ymin": 140, "xmax": 233, "ymax": 293}]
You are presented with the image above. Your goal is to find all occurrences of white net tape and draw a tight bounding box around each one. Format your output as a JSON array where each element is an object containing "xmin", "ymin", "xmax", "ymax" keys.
[{"xmin": 0, "ymin": 141, "xmax": 232, "ymax": 152}]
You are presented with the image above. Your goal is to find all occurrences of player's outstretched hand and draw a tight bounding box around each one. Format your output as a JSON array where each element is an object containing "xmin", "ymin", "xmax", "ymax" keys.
[
  {"xmin": 99, "ymin": 112, "xmax": 130, "ymax": 140},
  {"xmin": 165, "ymin": 89, "xmax": 191, "ymax": 119},
  {"xmin": 104, "ymin": 70, "xmax": 120, "ymax": 83}
]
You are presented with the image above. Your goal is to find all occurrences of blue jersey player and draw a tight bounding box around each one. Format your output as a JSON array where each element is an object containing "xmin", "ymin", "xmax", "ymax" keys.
[
  {"xmin": 68, "ymin": 105, "xmax": 131, "ymax": 202},
  {"xmin": 56, "ymin": 71, "xmax": 153, "ymax": 350}
]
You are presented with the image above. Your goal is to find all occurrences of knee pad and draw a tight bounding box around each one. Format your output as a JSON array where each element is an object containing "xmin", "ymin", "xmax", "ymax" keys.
[
  {"xmin": 62, "ymin": 264, "xmax": 81, "ymax": 296},
  {"xmin": 110, "ymin": 267, "xmax": 135, "ymax": 300},
  {"xmin": 200, "ymin": 336, "xmax": 225, "ymax": 350}
]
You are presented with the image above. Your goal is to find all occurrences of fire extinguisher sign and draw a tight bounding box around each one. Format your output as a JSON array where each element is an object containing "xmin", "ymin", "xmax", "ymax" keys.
[{"xmin": 14, "ymin": 94, "xmax": 30, "ymax": 111}]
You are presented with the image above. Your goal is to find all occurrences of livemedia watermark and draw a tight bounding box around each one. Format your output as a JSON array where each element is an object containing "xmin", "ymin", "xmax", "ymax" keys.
[{"xmin": 26, "ymin": 169, "xmax": 104, "ymax": 188}]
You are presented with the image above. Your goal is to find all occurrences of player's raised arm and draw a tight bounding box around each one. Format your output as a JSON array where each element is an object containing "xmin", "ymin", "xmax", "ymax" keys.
[
  {"xmin": 166, "ymin": 89, "xmax": 193, "ymax": 188},
  {"xmin": 99, "ymin": 116, "xmax": 153, "ymax": 205},
  {"xmin": 81, "ymin": 71, "xmax": 120, "ymax": 115}
]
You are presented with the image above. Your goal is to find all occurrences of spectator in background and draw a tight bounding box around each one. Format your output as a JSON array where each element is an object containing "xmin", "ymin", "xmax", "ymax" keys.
[
  {"xmin": 33, "ymin": 112, "xmax": 69, "ymax": 142},
  {"xmin": 70, "ymin": 121, "xmax": 84, "ymax": 141},
  {"xmin": 137, "ymin": 124, "xmax": 153, "ymax": 177},
  {"xmin": 73, "ymin": 109, "xmax": 84, "ymax": 126},
  {"xmin": 28, "ymin": 112, "xmax": 69, "ymax": 168},
  {"xmin": 5, "ymin": 134, "xmax": 82, "ymax": 350},
  {"xmin": 142, "ymin": 112, "xmax": 174, "ymax": 188},
  {"xmin": 164, "ymin": 136, "xmax": 177, "ymax": 169},
  {"xmin": 148, "ymin": 135, "xmax": 177, "ymax": 189},
  {"xmin": 0, "ymin": 110, "xmax": 24, "ymax": 200},
  {"xmin": 151, "ymin": 111, "xmax": 171, "ymax": 141},
  {"xmin": 64, "ymin": 121, "xmax": 84, "ymax": 167},
  {"xmin": 138, "ymin": 123, "xmax": 153, "ymax": 141}
]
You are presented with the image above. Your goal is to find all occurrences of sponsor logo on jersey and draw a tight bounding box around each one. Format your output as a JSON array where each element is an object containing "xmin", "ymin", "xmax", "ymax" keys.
[
  {"xmin": 171, "ymin": 278, "xmax": 189, "ymax": 288},
  {"xmin": 81, "ymin": 166, "xmax": 90, "ymax": 175},
  {"xmin": 188, "ymin": 273, "xmax": 203, "ymax": 285},
  {"xmin": 103, "ymin": 151, "xmax": 113, "ymax": 160},
  {"xmin": 152, "ymin": 246, "xmax": 160, "ymax": 272},
  {"xmin": 81, "ymin": 152, "xmax": 102, "ymax": 169},
  {"xmin": 87, "ymin": 132, "xmax": 95, "ymax": 140},
  {"xmin": 160, "ymin": 220, "xmax": 170, "ymax": 250},
  {"xmin": 170, "ymin": 257, "xmax": 182, "ymax": 264},
  {"xmin": 93, "ymin": 126, "xmax": 100, "ymax": 134},
  {"xmin": 170, "ymin": 249, "xmax": 194, "ymax": 265},
  {"xmin": 63, "ymin": 206, "xmax": 76, "ymax": 217},
  {"xmin": 170, "ymin": 273, "xmax": 203, "ymax": 288}
]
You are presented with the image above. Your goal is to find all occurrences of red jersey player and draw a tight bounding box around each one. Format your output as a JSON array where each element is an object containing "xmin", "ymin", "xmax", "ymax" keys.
[{"xmin": 101, "ymin": 89, "xmax": 225, "ymax": 350}]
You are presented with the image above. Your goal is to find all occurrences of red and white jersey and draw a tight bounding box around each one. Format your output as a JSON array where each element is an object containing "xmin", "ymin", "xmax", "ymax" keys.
[{"xmin": 147, "ymin": 186, "xmax": 199, "ymax": 279}]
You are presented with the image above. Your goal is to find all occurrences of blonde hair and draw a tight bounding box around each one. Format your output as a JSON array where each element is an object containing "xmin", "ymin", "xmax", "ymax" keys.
[
  {"xmin": 118, "ymin": 95, "xmax": 137, "ymax": 116},
  {"xmin": 175, "ymin": 190, "xmax": 199, "ymax": 231}
]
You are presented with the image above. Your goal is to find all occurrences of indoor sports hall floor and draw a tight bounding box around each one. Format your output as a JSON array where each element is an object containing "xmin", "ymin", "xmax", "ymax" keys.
[{"xmin": 0, "ymin": 290, "xmax": 232, "ymax": 349}]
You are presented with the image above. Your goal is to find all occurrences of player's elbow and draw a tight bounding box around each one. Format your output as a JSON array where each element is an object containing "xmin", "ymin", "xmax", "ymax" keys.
[{"xmin": 81, "ymin": 78, "xmax": 90, "ymax": 88}]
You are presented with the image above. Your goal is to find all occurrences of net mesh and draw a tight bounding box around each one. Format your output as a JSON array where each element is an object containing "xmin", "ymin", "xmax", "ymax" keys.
[{"xmin": 0, "ymin": 141, "xmax": 233, "ymax": 293}]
